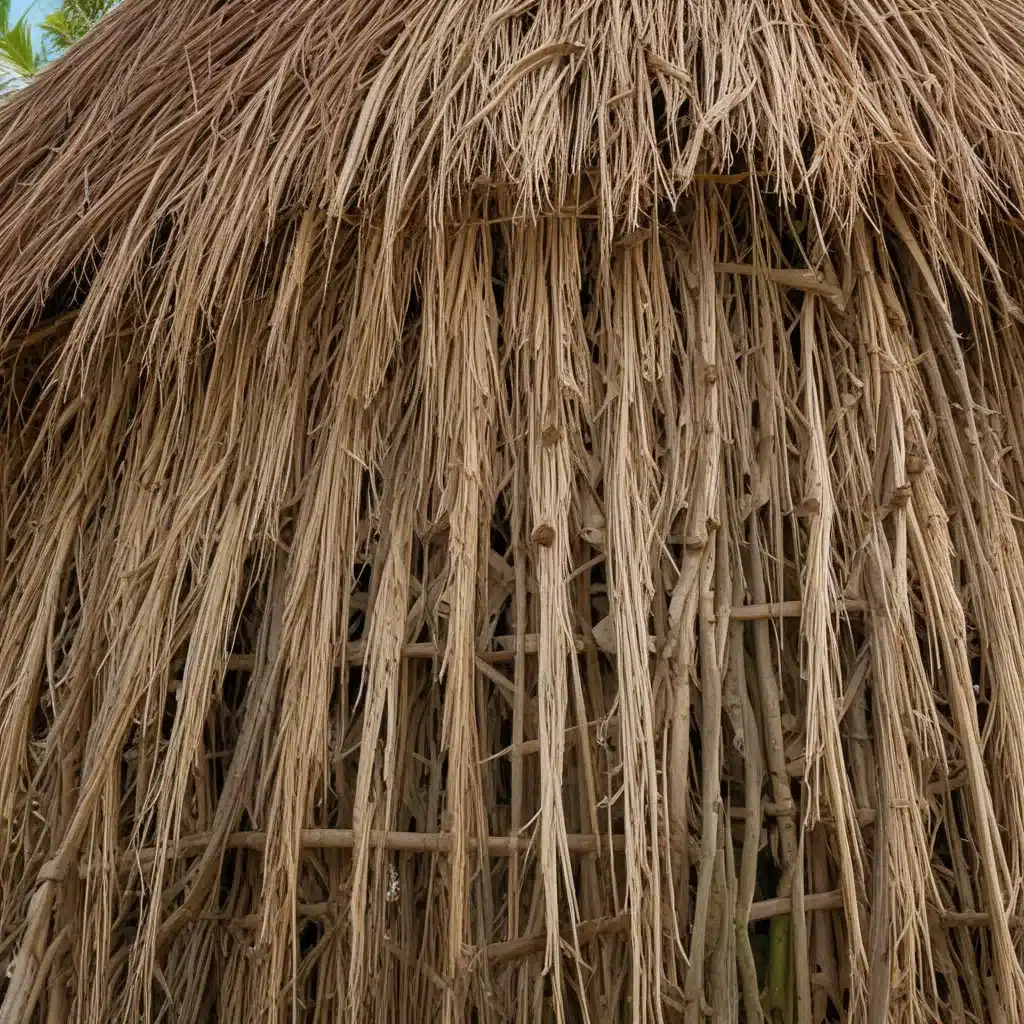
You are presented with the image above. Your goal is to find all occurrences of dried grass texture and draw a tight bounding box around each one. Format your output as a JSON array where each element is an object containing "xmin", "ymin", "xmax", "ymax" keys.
[{"xmin": 2, "ymin": 0, "xmax": 1024, "ymax": 1021}]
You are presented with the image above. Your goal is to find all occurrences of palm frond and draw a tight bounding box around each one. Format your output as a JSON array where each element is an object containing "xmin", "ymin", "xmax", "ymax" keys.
[
  {"xmin": 0, "ymin": 4, "xmax": 44, "ymax": 88},
  {"xmin": 41, "ymin": 0, "xmax": 117, "ymax": 55},
  {"xmin": 38, "ymin": 10, "xmax": 77, "ymax": 52}
]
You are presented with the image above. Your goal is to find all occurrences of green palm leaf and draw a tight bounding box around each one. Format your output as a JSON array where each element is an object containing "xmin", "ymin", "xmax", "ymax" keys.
[
  {"xmin": 0, "ymin": 0, "xmax": 46, "ymax": 89},
  {"xmin": 39, "ymin": 10, "xmax": 78, "ymax": 51},
  {"xmin": 41, "ymin": 0, "xmax": 119, "ymax": 55}
]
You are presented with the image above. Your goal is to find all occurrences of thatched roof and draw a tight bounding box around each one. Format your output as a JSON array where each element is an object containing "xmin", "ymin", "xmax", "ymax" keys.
[{"xmin": 3, "ymin": 0, "xmax": 1024, "ymax": 1021}]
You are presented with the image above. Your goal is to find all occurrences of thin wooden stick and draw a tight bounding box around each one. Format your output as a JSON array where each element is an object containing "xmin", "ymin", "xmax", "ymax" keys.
[
  {"xmin": 127, "ymin": 763, "xmax": 980, "ymax": 870},
  {"xmin": 20, "ymin": 927, "xmax": 69, "ymax": 1024},
  {"xmin": 484, "ymin": 914, "xmax": 629, "ymax": 964},
  {"xmin": 136, "ymin": 869, "xmax": 1024, "ymax": 942},
  {"xmin": 509, "ymin": 493, "xmax": 527, "ymax": 945},
  {"xmin": 203, "ymin": 891, "xmax": 854, "ymax": 936},
  {"xmin": 129, "ymin": 827, "xmax": 621, "ymax": 865},
  {"xmin": 221, "ymin": 600, "xmax": 868, "ymax": 671}
]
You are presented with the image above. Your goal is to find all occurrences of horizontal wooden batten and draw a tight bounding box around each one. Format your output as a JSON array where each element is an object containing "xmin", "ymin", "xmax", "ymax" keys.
[{"xmin": 221, "ymin": 599, "xmax": 868, "ymax": 673}]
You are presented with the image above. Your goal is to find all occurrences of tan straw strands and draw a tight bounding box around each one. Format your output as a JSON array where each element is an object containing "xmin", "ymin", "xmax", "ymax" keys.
[{"xmin": 3, "ymin": 0, "xmax": 1024, "ymax": 1020}]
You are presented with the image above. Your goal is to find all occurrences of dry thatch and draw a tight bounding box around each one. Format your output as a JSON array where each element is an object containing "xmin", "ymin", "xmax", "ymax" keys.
[{"xmin": 2, "ymin": 0, "xmax": 1024, "ymax": 1020}]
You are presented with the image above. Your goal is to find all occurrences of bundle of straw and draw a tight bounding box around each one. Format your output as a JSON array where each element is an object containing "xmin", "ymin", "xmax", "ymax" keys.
[{"xmin": 2, "ymin": 0, "xmax": 1024, "ymax": 1020}]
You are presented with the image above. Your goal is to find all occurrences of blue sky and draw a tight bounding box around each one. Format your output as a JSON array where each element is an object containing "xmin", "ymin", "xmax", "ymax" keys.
[{"xmin": 9, "ymin": 0, "xmax": 60, "ymax": 46}]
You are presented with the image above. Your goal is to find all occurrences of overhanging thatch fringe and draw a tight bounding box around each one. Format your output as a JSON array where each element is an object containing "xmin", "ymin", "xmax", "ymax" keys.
[{"xmin": 3, "ymin": 0, "xmax": 1024, "ymax": 1021}]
